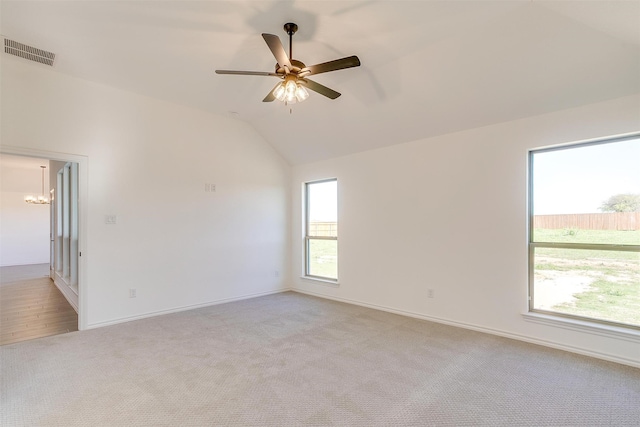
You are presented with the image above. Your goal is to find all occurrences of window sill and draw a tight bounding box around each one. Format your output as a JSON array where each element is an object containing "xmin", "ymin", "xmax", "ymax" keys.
[
  {"xmin": 522, "ymin": 312, "xmax": 640, "ymax": 343},
  {"xmin": 299, "ymin": 276, "xmax": 339, "ymax": 287}
]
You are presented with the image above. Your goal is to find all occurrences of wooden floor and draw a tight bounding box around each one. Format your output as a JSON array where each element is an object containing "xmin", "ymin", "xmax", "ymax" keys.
[{"xmin": 1, "ymin": 264, "xmax": 78, "ymax": 345}]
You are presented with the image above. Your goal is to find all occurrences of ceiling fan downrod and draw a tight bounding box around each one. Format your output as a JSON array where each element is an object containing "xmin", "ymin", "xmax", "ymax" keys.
[{"xmin": 284, "ymin": 22, "xmax": 298, "ymax": 60}]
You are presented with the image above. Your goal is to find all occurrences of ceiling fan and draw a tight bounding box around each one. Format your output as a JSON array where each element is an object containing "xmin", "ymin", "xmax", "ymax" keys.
[{"xmin": 215, "ymin": 23, "xmax": 361, "ymax": 104}]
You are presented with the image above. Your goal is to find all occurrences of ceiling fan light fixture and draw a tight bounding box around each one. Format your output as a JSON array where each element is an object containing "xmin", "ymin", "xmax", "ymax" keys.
[
  {"xmin": 273, "ymin": 82, "xmax": 287, "ymax": 101},
  {"xmin": 295, "ymin": 84, "xmax": 309, "ymax": 102},
  {"xmin": 273, "ymin": 75, "xmax": 309, "ymax": 104},
  {"xmin": 284, "ymin": 79, "xmax": 298, "ymax": 103}
]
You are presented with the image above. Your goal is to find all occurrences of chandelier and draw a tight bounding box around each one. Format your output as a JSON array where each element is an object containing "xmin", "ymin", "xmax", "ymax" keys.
[{"xmin": 25, "ymin": 165, "xmax": 50, "ymax": 205}]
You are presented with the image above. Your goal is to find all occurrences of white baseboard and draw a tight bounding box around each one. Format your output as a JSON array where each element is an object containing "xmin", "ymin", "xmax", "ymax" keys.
[
  {"xmin": 292, "ymin": 288, "xmax": 640, "ymax": 369},
  {"xmin": 86, "ymin": 287, "xmax": 291, "ymax": 329}
]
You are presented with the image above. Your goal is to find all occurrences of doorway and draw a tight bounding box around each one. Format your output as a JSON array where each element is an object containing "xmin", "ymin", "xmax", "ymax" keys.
[{"xmin": 0, "ymin": 148, "xmax": 87, "ymax": 342}]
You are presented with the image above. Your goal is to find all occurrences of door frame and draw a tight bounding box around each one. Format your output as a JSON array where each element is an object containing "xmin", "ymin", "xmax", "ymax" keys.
[{"xmin": 1, "ymin": 145, "xmax": 88, "ymax": 330}]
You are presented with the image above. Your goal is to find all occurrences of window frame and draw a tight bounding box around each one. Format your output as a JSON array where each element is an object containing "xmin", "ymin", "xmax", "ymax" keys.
[
  {"xmin": 304, "ymin": 178, "xmax": 338, "ymax": 282},
  {"xmin": 528, "ymin": 134, "xmax": 640, "ymax": 330}
]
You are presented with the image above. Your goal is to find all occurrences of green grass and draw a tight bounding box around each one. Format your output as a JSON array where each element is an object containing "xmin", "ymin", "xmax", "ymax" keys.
[
  {"xmin": 533, "ymin": 229, "xmax": 640, "ymax": 326},
  {"xmin": 536, "ymin": 248, "xmax": 638, "ymax": 262},
  {"xmin": 533, "ymin": 228, "xmax": 640, "ymax": 245},
  {"xmin": 553, "ymin": 278, "xmax": 640, "ymax": 326},
  {"xmin": 534, "ymin": 229, "xmax": 639, "ymax": 261},
  {"xmin": 307, "ymin": 239, "xmax": 337, "ymax": 280}
]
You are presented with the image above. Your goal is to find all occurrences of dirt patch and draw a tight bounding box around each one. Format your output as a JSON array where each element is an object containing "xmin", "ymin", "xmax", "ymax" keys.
[{"xmin": 533, "ymin": 271, "xmax": 593, "ymax": 310}]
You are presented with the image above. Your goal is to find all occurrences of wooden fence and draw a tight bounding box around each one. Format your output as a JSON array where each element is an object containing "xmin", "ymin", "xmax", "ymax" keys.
[
  {"xmin": 533, "ymin": 212, "xmax": 639, "ymax": 231},
  {"xmin": 309, "ymin": 221, "xmax": 338, "ymax": 237},
  {"xmin": 309, "ymin": 215, "xmax": 639, "ymax": 234}
]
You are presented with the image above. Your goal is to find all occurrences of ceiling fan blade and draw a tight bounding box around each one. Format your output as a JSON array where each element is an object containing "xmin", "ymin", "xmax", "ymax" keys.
[
  {"xmin": 300, "ymin": 55, "xmax": 360, "ymax": 77},
  {"xmin": 262, "ymin": 33, "xmax": 292, "ymax": 70},
  {"xmin": 215, "ymin": 70, "xmax": 280, "ymax": 77},
  {"xmin": 299, "ymin": 79, "xmax": 341, "ymax": 100},
  {"xmin": 263, "ymin": 83, "xmax": 280, "ymax": 102}
]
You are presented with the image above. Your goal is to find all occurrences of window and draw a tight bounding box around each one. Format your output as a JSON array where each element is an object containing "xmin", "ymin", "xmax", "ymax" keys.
[
  {"xmin": 305, "ymin": 179, "xmax": 338, "ymax": 281},
  {"xmin": 529, "ymin": 135, "xmax": 640, "ymax": 329}
]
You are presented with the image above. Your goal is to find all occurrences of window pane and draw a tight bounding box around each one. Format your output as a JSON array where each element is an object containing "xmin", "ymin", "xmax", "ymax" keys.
[
  {"xmin": 307, "ymin": 239, "xmax": 337, "ymax": 280},
  {"xmin": 532, "ymin": 138, "xmax": 640, "ymax": 245},
  {"xmin": 308, "ymin": 180, "xmax": 337, "ymax": 238},
  {"xmin": 533, "ymin": 247, "xmax": 640, "ymax": 327}
]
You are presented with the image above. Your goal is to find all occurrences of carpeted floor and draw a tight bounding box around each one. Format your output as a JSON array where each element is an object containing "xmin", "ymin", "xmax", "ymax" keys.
[{"xmin": 1, "ymin": 291, "xmax": 639, "ymax": 426}]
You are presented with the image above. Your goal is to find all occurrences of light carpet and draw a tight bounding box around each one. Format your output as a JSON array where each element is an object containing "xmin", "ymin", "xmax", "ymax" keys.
[{"xmin": 1, "ymin": 291, "xmax": 639, "ymax": 426}]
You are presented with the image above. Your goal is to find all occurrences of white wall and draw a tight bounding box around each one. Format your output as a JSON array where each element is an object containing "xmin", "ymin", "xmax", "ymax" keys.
[
  {"xmin": 1, "ymin": 57, "xmax": 291, "ymax": 329},
  {"xmin": 0, "ymin": 159, "xmax": 50, "ymax": 266},
  {"xmin": 291, "ymin": 94, "xmax": 640, "ymax": 367}
]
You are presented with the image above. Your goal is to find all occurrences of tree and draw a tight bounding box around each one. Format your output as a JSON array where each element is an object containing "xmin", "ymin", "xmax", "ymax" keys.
[{"xmin": 599, "ymin": 193, "xmax": 640, "ymax": 213}]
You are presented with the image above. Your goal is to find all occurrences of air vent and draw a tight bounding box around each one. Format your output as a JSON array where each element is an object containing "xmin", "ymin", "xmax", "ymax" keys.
[{"xmin": 4, "ymin": 39, "xmax": 55, "ymax": 66}]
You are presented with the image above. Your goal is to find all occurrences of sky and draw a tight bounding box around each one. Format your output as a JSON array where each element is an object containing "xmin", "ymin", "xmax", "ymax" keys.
[
  {"xmin": 532, "ymin": 137, "xmax": 640, "ymax": 215},
  {"xmin": 308, "ymin": 180, "xmax": 337, "ymax": 222}
]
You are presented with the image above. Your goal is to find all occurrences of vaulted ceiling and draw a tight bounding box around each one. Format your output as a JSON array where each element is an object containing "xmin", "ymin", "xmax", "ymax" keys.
[{"xmin": 2, "ymin": 1, "xmax": 639, "ymax": 164}]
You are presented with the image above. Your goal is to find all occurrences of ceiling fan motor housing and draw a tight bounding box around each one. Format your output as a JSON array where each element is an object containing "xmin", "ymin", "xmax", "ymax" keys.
[{"xmin": 275, "ymin": 59, "xmax": 305, "ymax": 75}]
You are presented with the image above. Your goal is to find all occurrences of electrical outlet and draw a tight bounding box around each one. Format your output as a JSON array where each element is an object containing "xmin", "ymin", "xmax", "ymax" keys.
[
  {"xmin": 427, "ymin": 289, "xmax": 435, "ymax": 299},
  {"xmin": 274, "ymin": 270, "xmax": 280, "ymax": 278},
  {"xmin": 105, "ymin": 215, "xmax": 117, "ymax": 225},
  {"xmin": 129, "ymin": 288, "xmax": 137, "ymax": 298}
]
